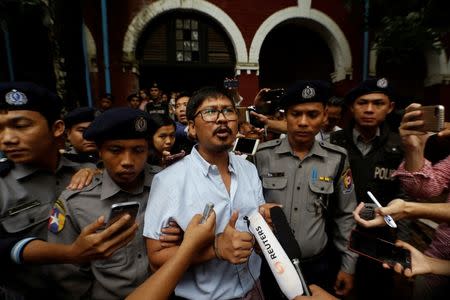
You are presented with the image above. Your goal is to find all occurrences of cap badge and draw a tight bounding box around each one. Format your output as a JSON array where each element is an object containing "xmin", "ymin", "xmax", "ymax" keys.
[
  {"xmin": 301, "ymin": 86, "xmax": 316, "ymax": 99},
  {"xmin": 376, "ymin": 78, "xmax": 388, "ymax": 88},
  {"xmin": 135, "ymin": 117, "xmax": 147, "ymax": 132},
  {"xmin": 5, "ymin": 89, "xmax": 28, "ymax": 105}
]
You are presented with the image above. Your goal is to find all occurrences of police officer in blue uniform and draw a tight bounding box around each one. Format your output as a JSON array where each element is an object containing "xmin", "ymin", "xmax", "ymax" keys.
[{"xmin": 255, "ymin": 80, "xmax": 357, "ymax": 298}]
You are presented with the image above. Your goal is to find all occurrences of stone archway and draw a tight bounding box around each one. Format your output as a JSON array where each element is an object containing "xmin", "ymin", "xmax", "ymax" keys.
[
  {"xmin": 122, "ymin": 0, "xmax": 248, "ymax": 71},
  {"xmin": 249, "ymin": 5, "xmax": 352, "ymax": 82}
]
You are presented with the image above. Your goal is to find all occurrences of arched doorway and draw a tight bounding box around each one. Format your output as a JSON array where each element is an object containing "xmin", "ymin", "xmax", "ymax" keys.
[
  {"xmin": 259, "ymin": 20, "xmax": 334, "ymax": 89},
  {"xmin": 136, "ymin": 11, "xmax": 236, "ymax": 93}
]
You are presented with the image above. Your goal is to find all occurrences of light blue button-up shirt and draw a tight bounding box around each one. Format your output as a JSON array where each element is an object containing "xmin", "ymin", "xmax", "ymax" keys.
[{"xmin": 143, "ymin": 147, "xmax": 265, "ymax": 299}]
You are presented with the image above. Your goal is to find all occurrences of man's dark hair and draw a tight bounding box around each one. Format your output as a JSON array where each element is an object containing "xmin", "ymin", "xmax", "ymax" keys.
[
  {"xmin": 100, "ymin": 93, "xmax": 115, "ymax": 101},
  {"xmin": 174, "ymin": 91, "xmax": 191, "ymax": 105},
  {"xmin": 186, "ymin": 87, "xmax": 234, "ymax": 121},
  {"xmin": 327, "ymin": 96, "xmax": 344, "ymax": 107},
  {"xmin": 127, "ymin": 93, "xmax": 139, "ymax": 102}
]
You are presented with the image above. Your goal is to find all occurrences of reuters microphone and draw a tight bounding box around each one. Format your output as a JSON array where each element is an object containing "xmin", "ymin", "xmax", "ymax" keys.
[{"xmin": 246, "ymin": 211, "xmax": 304, "ymax": 299}]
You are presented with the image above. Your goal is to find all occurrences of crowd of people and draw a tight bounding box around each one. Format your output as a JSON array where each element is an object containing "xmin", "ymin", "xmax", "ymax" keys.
[{"xmin": 0, "ymin": 77, "xmax": 449, "ymax": 300}]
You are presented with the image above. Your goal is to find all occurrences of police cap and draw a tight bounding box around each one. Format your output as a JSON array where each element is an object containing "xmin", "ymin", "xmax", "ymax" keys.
[
  {"xmin": 83, "ymin": 107, "xmax": 150, "ymax": 143},
  {"xmin": 64, "ymin": 107, "xmax": 97, "ymax": 129},
  {"xmin": 345, "ymin": 77, "xmax": 393, "ymax": 104},
  {"xmin": 280, "ymin": 80, "xmax": 330, "ymax": 110},
  {"xmin": 0, "ymin": 82, "xmax": 62, "ymax": 123}
]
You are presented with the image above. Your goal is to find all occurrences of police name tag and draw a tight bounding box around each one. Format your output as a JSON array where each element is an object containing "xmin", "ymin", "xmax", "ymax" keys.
[{"xmin": 7, "ymin": 200, "xmax": 40, "ymax": 216}]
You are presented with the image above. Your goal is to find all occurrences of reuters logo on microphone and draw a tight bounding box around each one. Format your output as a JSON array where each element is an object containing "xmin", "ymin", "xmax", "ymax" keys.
[{"xmin": 274, "ymin": 261, "xmax": 285, "ymax": 274}]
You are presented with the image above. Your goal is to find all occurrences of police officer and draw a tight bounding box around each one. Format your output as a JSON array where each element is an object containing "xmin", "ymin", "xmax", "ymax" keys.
[
  {"xmin": 47, "ymin": 107, "xmax": 159, "ymax": 299},
  {"xmin": 254, "ymin": 80, "xmax": 357, "ymax": 297},
  {"xmin": 145, "ymin": 82, "xmax": 170, "ymax": 116},
  {"xmin": 63, "ymin": 106, "xmax": 99, "ymax": 164},
  {"xmin": 0, "ymin": 82, "xmax": 136, "ymax": 297},
  {"xmin": 330, "ymin": 78, "xmax": 405, "ymax": 300}
]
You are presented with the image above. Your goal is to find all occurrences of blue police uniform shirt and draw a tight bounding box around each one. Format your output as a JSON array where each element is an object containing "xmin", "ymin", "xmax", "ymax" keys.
[{"xmin": 143, "ymin": 146, "xmax": 264, "ymax": 299}]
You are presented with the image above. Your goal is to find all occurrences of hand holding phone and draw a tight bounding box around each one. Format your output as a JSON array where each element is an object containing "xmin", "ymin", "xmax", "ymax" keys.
[
  {"xmin": 405, "ymin": 105, "xmax": 445, "ymax": 132},
  {"xmin": 349, "ymin": 229, "xmax": 411, "ymax": 269},
  {"xmin": 105, "ymin": 201, "xmax": 140, "ymax": 229}
]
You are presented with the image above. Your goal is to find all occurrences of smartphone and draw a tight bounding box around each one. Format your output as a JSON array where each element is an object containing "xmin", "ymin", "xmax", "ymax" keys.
[
  {"xmin": 236, "ymin": 106, "xmax": 248, "ymax": 124},
  {"xmin": 406, "ymin": 105, "xmax": 445, "ymax": 132},
  {"xmin": 105, "ymin": 201, "xmax": 140, "ymax": 228},
  {"xmin": 232, "ymin": 137, "xmax": 260, "ymax": 155},
  {"xmin": 201, "ymin": 202, "xmax": 214, "ymax": 224},
  {"xmin": 349, "ymin": 229, "xmax": 411, "ymax": 268}
]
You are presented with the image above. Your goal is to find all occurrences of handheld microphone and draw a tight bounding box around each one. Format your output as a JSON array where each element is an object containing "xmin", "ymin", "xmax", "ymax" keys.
[
  {"xmin": 246, "ymin": 211, "xmax": 304, "ymax": 299},
  {"xmin": 270, "ymin": 206, "xmax": 312, "ymax": 296}
]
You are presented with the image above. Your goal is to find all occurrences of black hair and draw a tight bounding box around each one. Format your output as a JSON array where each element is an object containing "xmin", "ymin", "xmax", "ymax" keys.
[
  {"xmin": 127, "ymin": 93, "xmax": 140, "ymax": 102},
  {"xmin": 186, "ymin": 87, "xmax": 234, "ymax": 121},
  {"xmin": 148, "ymin": 114, "xmax": 176, "ymax": 139},
  {"xmin": 174, "ymin": 91, "xmax": 191, "ymax": 105},
  {"xmin": 100, "ymin": 93, "xmax": 115, "ymax": 101}
]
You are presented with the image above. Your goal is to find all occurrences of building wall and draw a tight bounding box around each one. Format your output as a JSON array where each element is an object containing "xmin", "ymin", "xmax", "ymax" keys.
[{"xmin": 82, "ymin": 0, "xmax": 449, "ymax": 110}]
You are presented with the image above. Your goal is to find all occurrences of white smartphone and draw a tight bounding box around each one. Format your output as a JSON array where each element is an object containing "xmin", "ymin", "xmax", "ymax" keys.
[
  {"xmin": 105, "ymin": 201, "xmax": 140, "ymax": 228},
  {"xmin": 201, "ymin": 202, "xmax": 214, "ymax": 224},
  {"xmin": 232, "ymin": 137, "xmax": 260, "ymax": 155}
]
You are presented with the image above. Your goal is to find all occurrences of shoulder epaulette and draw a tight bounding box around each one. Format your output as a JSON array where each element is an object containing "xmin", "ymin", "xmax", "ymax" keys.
[
  {"xmin": 64, "ymin": 174, "xmax": 102, "ymax": 200},
  {"xmin": 319, "ymin": 140, "xmax": 348, "ymax": 156},
  {"xmin": 257, "ymin": 139, "xmax": 282, "ymax": 151}
]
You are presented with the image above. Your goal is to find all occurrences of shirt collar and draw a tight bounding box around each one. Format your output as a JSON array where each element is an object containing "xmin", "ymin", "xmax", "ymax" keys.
[
  {"xmin": 352, "ymin": 127, "xmax": 380, "ymax": 145},
  {"xmin": 274, "ymin": 136, "xmax": 328, "ymax": 158},
  {"xmin": 100, "ymin": 164, "xmax": 153, "ymax": 200},
  {"xmin": 191, "ymin": 146, "xmax": 235, "ymax": 177}
]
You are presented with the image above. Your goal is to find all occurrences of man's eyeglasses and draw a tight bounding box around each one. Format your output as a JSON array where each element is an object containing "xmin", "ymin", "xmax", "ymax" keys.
[{"xmin": 194, "ymin": 107, "xmax": 238, "ymax": 122}]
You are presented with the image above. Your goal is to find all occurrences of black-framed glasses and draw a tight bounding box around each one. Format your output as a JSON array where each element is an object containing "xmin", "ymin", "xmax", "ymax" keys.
[{"xmin": 194, "ymin": 107, "xmax": 238, "ymax": 122}]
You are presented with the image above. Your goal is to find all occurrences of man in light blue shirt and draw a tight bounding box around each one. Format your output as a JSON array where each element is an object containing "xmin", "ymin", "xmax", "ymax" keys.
[{"xmin": 143, "ymin": 87, "xmax": 265, "ymax": 299}]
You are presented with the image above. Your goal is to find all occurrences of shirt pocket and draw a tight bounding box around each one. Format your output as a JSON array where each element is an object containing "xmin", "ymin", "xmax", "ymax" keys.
[
  {"xmin": 262, "ymin": 177, "xmax": 288, "ymax": 190},
  {"xmin": 93, "ymin": 245, "xmax": 128, "ymax": 269},
  {"xmin": 307, "ymin": 178, "xmax": 334, "ymax": 214},
  {"xmin": 1, "ymin": 200, "xmax": 52, "ymax": 234}
]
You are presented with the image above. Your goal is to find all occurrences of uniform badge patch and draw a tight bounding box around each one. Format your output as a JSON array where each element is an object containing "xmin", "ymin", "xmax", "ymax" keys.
[
  {"xmin": 48, "ymin": 199, "xmax": 66, "ymax": 233},
  {"xmin": 134, "ymin": 116, "xmax": 147, "ymax": 132},
  {"xmin": 341, "ymin": 168, "xmax": 353, "ymax": 194},
  {"xmin": 376, "ymin": 78, "xmax": 388, "ymax": 88},
  {"xmin": 301, "ymin": 85, "xmax": 316, "ymax": 99},
  {"xmin": 311, "ymin": 167, "xmax": 318, "ymax": 183},
  {"xmin": 5, "ymin": 89, "xmax": 28, "ymax": 105}
]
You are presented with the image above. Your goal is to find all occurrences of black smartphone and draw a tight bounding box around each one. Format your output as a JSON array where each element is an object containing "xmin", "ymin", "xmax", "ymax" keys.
[
  {"xmin": 349, "ymin": 229, "xmax": 411, "ymax": 268},
  {"xmin": 105, "ymin": 201, "xmax": 140, "ymax": 228},
  {"xmin": 232, "ymin": 137, "xmax": 260, "ymax": 155}
]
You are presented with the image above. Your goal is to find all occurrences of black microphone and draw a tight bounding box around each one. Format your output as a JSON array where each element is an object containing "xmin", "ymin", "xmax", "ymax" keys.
[{"xmin": 270, "ymin": 206, "xmax": 312, "ymax": 296}]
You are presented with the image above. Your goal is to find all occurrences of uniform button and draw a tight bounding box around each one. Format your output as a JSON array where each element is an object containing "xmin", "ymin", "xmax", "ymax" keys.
[
  {"xmin": 272, "ymin": 184, "xmax": 275, "ymax": 187},
  {"xmin": 138, "ymin": 254, "xmax": 142, "ymax": 259},
  {"xmin": 298, "ymin": 165, "xmax": 302, "ymax": 168},
  {"xmin": 320, "ymin": 187, "xmax": 324, "ymax": 191},
  {"xmin": 294, "ymin": 207, "xmax": 298, "ymax": 211},
  {"xmin": 296, "ymin": 186, "xmax": 300, "ymax": 190}
]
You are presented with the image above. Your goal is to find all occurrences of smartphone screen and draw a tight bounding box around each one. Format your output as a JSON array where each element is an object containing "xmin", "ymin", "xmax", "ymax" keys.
[
  {"xmin": 233, "ymin": 138, "xmax": 259, "ymax": 155},
  {"xmin": 106, "ymin": 201, "xmax": 140, "ymax": 228},
  {"xmin": 349, "ymin": 230, "xmax": 411, "ymax": 268}
]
